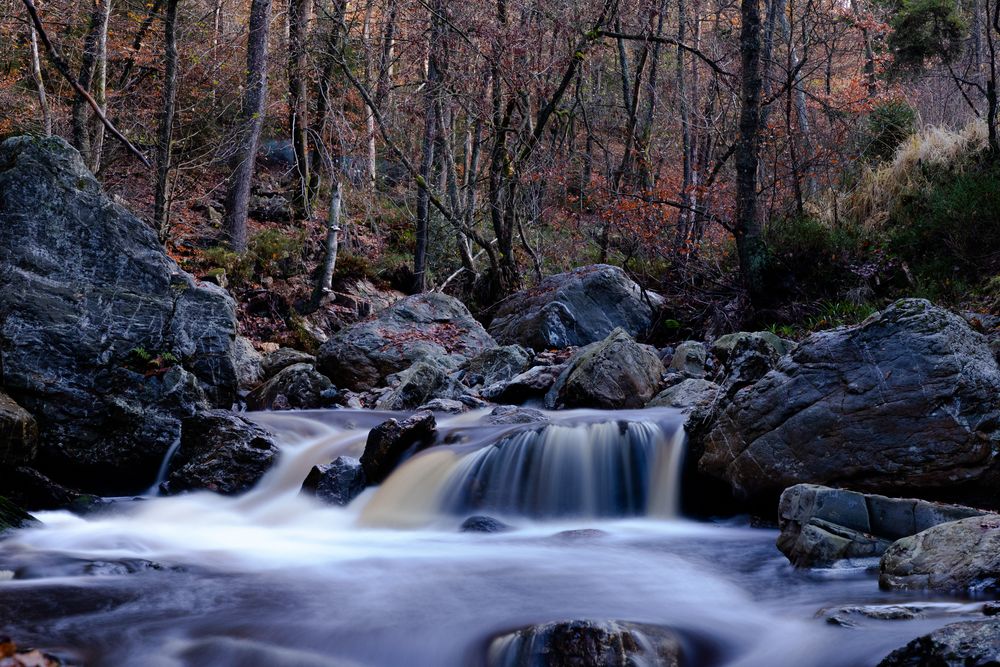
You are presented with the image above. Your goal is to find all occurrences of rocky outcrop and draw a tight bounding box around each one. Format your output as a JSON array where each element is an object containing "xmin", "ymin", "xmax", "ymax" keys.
[
  {"xmin": 245, "ymin": 363, "xmax": 336, "ymax": 410},
  {"xmin": 0, "ymin": 392, "xmax": 37, "ymax": 465},
  {"xmin": 301, "ymin": 456, "xmax": 366, "ymax": 506},
  {"xmin": 701, "ymin": 300, "xmax": 1000, "ymax": 503},
  {"xmin": 878, "ymin": 620, "xmax": 1000, "ymax": 666},
  {"xmin": 0, "ymin": 136, "xmax": 240, "ymax": 493},
  {"xmin": 360, "ymin": 412, "xmax": 437, "ymax": 484},
  {"xmin": 777, "ymin": 484, "xmax": 984, "ymax": 567},
  {"xmin": 317, "ymin": 293, "xmax": 495, "ymax": 391},
  {"xmin": 546, "ymin": 328, "xmax": 664, "ymax": 409},
  {"xmin": 487, "ymin": 620, "xmax": 683, "ymax": 667},
  {"xmin": 161, "ymin": 410, "xmax": 279, "ymax": 495},
  {"xmin": 879, "ymin": 514, "xmax": 1000, "ymax": 592},
  {"xmin": 488, "ymin": 265, "xmax": 661, "ymax": 350}
]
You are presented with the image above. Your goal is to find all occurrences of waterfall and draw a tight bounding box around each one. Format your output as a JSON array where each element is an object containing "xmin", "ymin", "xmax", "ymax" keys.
[{"xmin": 360, "ymin": 412, "xmax": 685, "ymax": 526}]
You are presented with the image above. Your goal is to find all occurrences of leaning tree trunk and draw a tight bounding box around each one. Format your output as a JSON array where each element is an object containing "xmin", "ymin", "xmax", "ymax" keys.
[
  {"xmin": 154, "ymin": 0, "xmax": 179, "ymax": 240},
  {"xmin": 223, "ymin": 0, "xmax": 273, "ymax": 252},
  {"xmin": 736, "ymin": 0, "xmax": 767, "ymax": 302}
]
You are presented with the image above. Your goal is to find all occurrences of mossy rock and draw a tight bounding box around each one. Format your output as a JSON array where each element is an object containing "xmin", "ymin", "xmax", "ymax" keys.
[{"xmin": 0, "ymin": 496, "xmax": 39, "ymax": 533}]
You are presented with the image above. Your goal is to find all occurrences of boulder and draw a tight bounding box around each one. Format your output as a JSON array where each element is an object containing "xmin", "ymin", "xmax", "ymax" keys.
[
  {"xmin": 360, "ymin": 412, "xmax": 437, "ymax": 484},
  {"xmin": 261, "ymin": 347, "xmax": 316, "ymax": 380},
  {"xmin": 232, "ymin": 336, "xmax": 264, "ymax": 392},
  {"xmin": 317, "ymin": 293, "xmax": 495, "ymax": 391},
  {"xmin": 245, "ymin": 363, "xmax": 336, "ymax": 410},
  {"xmin": 161, "ymin": 410, "xmax": 279, "ymax": 495},
  {"xmin": 0, "ymin": 392, "xmax": 37, "ymax": 465},
  {"xmin": 481, "ymin": 363, "xmax": 566, "ymax": 404},
  {"xmin": 647, "ymin": 379, "xmax": 719, "ymax": 416},
  {"xmin": 668, "ymin": 341, "xmax": 707, "ymax": 377},
  {"xmin": 375, "ymin": 361, "xmax": 463, "ymax": 411},
  {"xmin": 416, "ymin": 398, "xmax": 468, "ymax": 414},
  {"xmin": 301, "ymin": 456, "xmax": 367, "ymax": 506},
  {"xmin": 777, "ymin": 484, "xmax": 984, "ymax": 567},
  {"xmin": 0, "ymin": 496, "xmax": 38, "ymax": 533},
  {"xmin": 701, "ymin": 299, "xmax": 1000, "ymax": 503},
  {"xmin": 546, "ymin": 328, "xmax": 664, "ymax": 409},
  {"xmin": 0, "ymin": 136, "xmax": 239, "ymax": 493},
  {"xmin": 878, "ymin": 620, "xmax": 1000, "ymax": 666},
  {"xmin": 487, "ymin": 620, "xmax": 683, "ymax": 667},
  {"xmin": 483, "ymin": 406, "xmax": 550, "ymax": 425},
  {"xmin": 488, "ymin": 264, "xmax": 661, "ymax": 350},
  {"xmin": 462, "ymin": 345, "xmax": 532, "ymax": 387},
  {"xmin": 879, "ymin": 514, "xmax": 1000, "ymax": 592},
  {"xmin": 715, "ymin": 334, "xmax": 782, "ymax": 398}
]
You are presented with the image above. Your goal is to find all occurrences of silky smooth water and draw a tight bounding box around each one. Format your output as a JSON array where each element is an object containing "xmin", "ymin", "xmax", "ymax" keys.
[{"xmin": 0, "ymin": 409, "xmax": 985, "ymax": 666}]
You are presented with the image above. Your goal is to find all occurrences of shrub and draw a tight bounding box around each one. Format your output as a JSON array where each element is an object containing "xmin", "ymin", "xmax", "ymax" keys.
[{"xmin": 862, "ymin": 100, "xmax": 917, "ymax": 163}]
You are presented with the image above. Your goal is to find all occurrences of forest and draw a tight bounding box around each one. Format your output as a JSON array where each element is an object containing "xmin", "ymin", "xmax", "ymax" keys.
[{"xmin": 0, "ymin": 0, "xmax": 992, "ymax": 337}]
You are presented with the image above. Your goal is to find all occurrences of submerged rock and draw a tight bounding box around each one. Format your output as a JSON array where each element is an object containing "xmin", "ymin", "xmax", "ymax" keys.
[
  {"xmin": 0, "ymin": 136, "xmax": 239, "ymax": 493},
  {"xmin": 487, "ymin": 620, "xmax": 683, "ymax": 667},
  {"xmin": 162, "ymin": 410, "xmax": 279, "ymax": 495},
  {"xmin": 317, "ymin": 293, "xmax": 495, "ymax": 391},
  {"xmin": 301, "ymin": 457, "xmax": 367, "ymax": 506},
  {"xmin": 701, "ymin": 299, "xmax": 1000, "ymax": 503},
  {"xmin": 460, "ymin": 515, "xmax": 511, "ymax": 533},
  {"xmin": 878, "ymin": 619, "xmax": 1000, "ymax": 666},
  {"xmin": 246, "ymin": 363, "xmax": 335, "ymax": 410},
  {"xmin": 360, "ymin": 412, "xmax": 437, "ymax": 484},
  {"xmin": 488, "ymin": 264, "xmax": 662, "ymax": 350},
  {"xmin": 880, "ymin": 514, "xmax": 1000, "ymax": 592},
  {"xmin": 777, "ymin": 484, "xmax": 984, "ymax": 567},
  {"xmin": 546, "ymin": 328, "xmax": 664, "ymax": 409}
]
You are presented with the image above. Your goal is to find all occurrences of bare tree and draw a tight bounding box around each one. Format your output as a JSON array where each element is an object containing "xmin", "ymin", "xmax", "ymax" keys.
[{"xmin": 154, "ymin": 0, "xmax": 179, "ymax": 240}]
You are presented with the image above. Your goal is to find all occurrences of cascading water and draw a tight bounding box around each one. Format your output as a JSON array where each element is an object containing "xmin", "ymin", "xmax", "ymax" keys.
[{"xmin": 0, "ymin": 408, "xmax": 985, "ymax": 666}]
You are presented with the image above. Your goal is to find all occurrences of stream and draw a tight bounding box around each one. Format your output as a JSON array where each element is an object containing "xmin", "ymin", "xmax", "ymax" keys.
[{"xmin": 0, "ymin": 408, "xmax": 986, "ymax": 666}]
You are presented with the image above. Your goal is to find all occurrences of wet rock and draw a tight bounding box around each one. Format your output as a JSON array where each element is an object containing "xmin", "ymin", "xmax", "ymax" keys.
[
  {"xmin": 5, "ymin": 466, "xmax": 85, "ymax": 511},
  {"xmin": 487, "ymin": 620, "xmax": 683, "ymax": 667},
  {"xmin": 375, "ymin": 361, "xmax": 464, "ymax": 411},
  {"xmin": 246, "ymin": 363, "xmax": 335, "ymax": 410},
  {"xmin": 880, "ymin": 514, "xmax": 1000, "ymax": 592},
  {"xmin": 820, "ymin": 604, "xmax": 927, "ymax": 627},
  {"xmin": 481, "ymin": 364, "xmax": 566, "ymax": 404},
  {"xmin": 462, "ymin": 345, "xmax": 532, "ymax": 387},
  {"xmin": 668, "ymin": 341, "xmax": 707, "ymax": 377},
  {"xmin": 416, "ymin": 398, "xmax": 467, "ymax": 414},
  {"xmin": 360, "ymin": 412, "xmax": 437, "ymax": 484},
  {"xmin": 878, "ymin": 619, "xmax": 1000, "ymax": 666},
  {"xmin": 647, "ymin": 379, "xmax": 719, "ymax": 418},
  {"xmin": 162, "ymin": 410, "xmax": 279, "ymax": 495},
  {"xmin": 0, "ymin": 497, "xmax": 37, "ymax": 534},
  {"xmin": 262, "ymin": 347, "xmax": 316, "ymax": 380},
  {"xmin": 701, "ymin": 299, "xmax": 1000, "ymax": 503},
  {"xmin": 460, "ymin": 515, "xmax": 511, "ymax": 533},
  {"xmin": 778, "ymin": 484, "xmax": 984, "ymax": 567},
  {"xmin": 0, "ymin": 638, "xmax": 63, "ymax": 667},
  {"xmin": 488, "ymin": 264, "xmax": 662, "ymax": 350},
  {"xmin": 483, "ymin": 406, "xmax": 550, "ymax": 425},
  {"xmin": 546, "ymin": 328, "xmax": 664, "ymax": 409},
  {"xmin": 0, "ymin": 392, "xmax": 37, "ymax": 465},
  {"xmin": 0, "ymin": 136, "xmax": 239, "ymax": 494},
  {"xmin": 317, "ymin": 293, "xmax": 495, "ymax": 391},
  {"xmin": 233, "ymin": 336, "xmax": 265, "ymax": 392},
  {"xmin": 301, "ymin": 457, "xmax": 367, "ymax": 506}
]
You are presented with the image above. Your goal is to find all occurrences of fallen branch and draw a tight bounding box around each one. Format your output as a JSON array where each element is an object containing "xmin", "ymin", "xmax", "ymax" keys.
[{"xmin": 20, "ymin": 0, "xmax": 151, "ymax": 167}]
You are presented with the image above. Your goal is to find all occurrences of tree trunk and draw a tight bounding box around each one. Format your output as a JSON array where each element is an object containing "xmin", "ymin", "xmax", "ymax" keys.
[
  {"xmin": 287, "ymin": 0, "xmax": 313, "ymax": 215},
  {"xmin": 312, "ymin": 179, "xmax": 342, "ymax": 307},
  {"xmin": 223, "ymin": 0, "xmax": 273, "ymax": 252},
  {"xmin": 27, "ymin": 12, "xmax": 51, "ymax": 136},
  {"xmin": 736, "ymin": 0, "xmax": 767, "ymax": 301},
  {"xmin": 414, "ymin": 0, "xmax": 443, "ymax": 292},
  {"xmin": 154, "ymin": 0, "xmax": 179, "ymax": 241},
  {"xmin": 89, "ymin": 0, "xmax": 111, "ymax": 172},
  {"xmin": 72, "ymin": 0, "xmax": 109, "ymax": 164}
]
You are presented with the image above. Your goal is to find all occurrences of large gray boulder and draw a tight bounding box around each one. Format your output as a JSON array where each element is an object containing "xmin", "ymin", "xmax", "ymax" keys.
[
  {"xmin": 701, "ymin": 299, "xmax": 1000, "ymax": 502},
  {"xmin": 161, "ymin": 410, "xmax": 279, "ymax": 496},
  {"xmin": 317, "ymin": 293, "xmax": 495, "ymax": 391},
  {"xmin": 488, "ymin": 265, "xmax": 661, "ymax": 350},
  {"xmin": 546, "ymin": 328, "xmax": 664, "ymax": 409},
  {"xmin": 778, "ymin": 484, "xmax": 984, "ymax": 567},
  {"xmin": 487, "ymin": 620, "xmax": 684, "ymax": 667},
  {"xmin": 878, "ymin": 620, "xmax": 1000, "ymax": 666},
  {"xmin": 0, "ymin": 136, "xmax": 239, "ymax": 493},
  {"xmin": 879, "ymin": 514, "xmax": 1000, "ymax": 592},
  {"xmin": 245, "ymin": 363, "xmax": 336, "ymax": 410}
]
